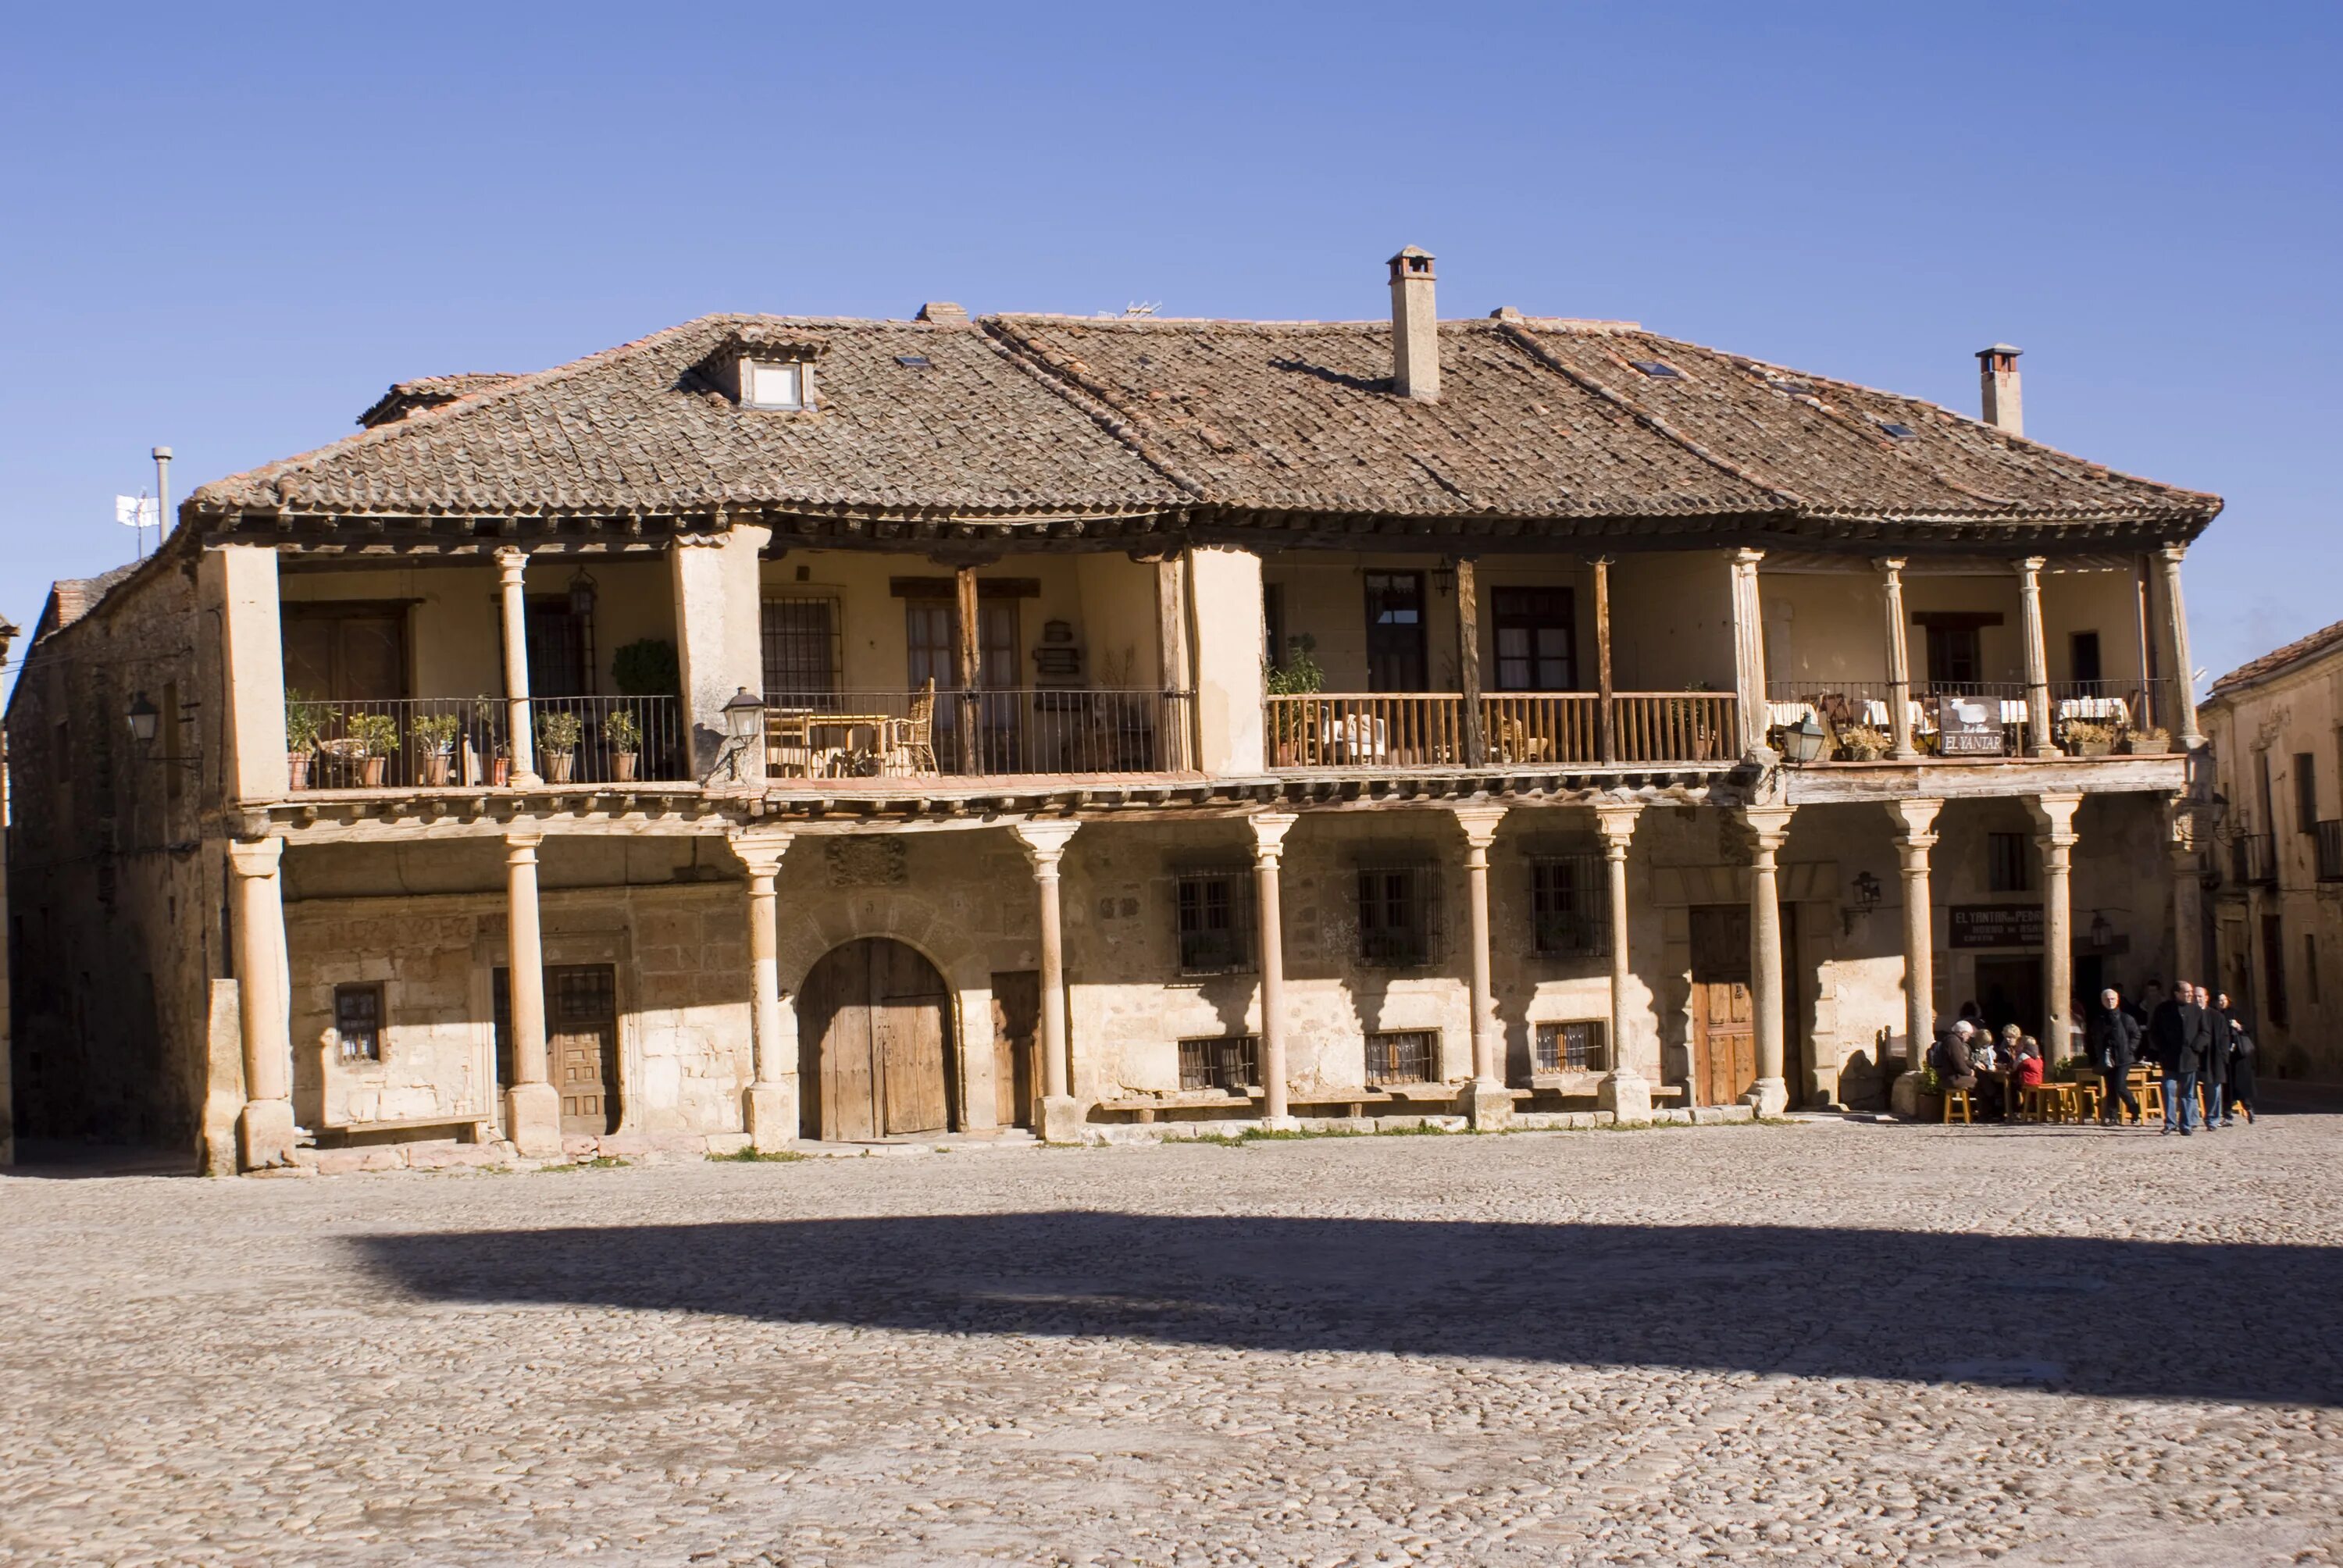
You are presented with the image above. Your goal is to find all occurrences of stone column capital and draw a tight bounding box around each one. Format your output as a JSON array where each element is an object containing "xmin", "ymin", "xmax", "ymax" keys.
[
  {"xmin": 225, "ymin": 836, "xmax": 284, "ymax": 878},
  {"xmin": 1249, "ymin": 810, "xmax": 1299, "ymax": 863},
  {"xmin": 504, "ymin": 828, "xmax": 544, "ymax": 859},
  {"xmin": 1885, "ymin": 796, "xmax": 1942, "ymax": 842},
  {"xmin": 494, "ymin": 547, "xmax": 530, "ymax": 586},
  {"xmin": 1739, "ymin": 804, "xmax": 1794, "ymax": 858},
  {"xmin": 1013, "ymin": 818, "xmax": 1081, "ymax": 872},
  {"xmin": 1450, "ymin": 803, "xmax": 1507, "ymax": 853},
  {"xmin": 1592, "ymin": 800, "xmax": 1642, "ymax": 854},
  {"xmin": 1729, "ymin": 547, "xmax": 1767, "ymax": 569},
  {"xmin": 727, "ymin": 827, "xmax": 795, "ymax": 878},
  {"xmin": 2158, "ymin": 540, "xmax": 2189, "ymax": 565},
  {"xmin": 1874, "ymin": 555, "xmax": 1907, "ymax": 576},
  {"xmin": 2024, "ymin": 791, "xmax": 2084, "ymax": 836},
  {"xmin": 2014, "ymin": 554, "xmax": 2046, "ymax": 577}
]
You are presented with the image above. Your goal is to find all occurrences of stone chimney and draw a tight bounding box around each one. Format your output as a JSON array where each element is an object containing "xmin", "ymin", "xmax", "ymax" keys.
[
  {"xmin": 1388, "ymin": 247, "xmax": 1438, "ymax": 401},
  {"xmin": 916, "ymin": 301, "xmax": 969, "ymax": 325},
  {"xmin": 1977, "ymin": 344, "xmax": 2023, "ymax": 436}
]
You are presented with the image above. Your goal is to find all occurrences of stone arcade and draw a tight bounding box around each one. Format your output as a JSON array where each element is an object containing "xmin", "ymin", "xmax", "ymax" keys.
[{"xmin": 3, "ymin": 252, "xmax": 2221, "ymax": 1170}]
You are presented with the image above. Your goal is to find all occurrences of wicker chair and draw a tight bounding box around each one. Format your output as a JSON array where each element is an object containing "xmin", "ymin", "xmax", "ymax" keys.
[{"xmin": 882, "ymin": 679, "xmax": 939, "ymax": 775}]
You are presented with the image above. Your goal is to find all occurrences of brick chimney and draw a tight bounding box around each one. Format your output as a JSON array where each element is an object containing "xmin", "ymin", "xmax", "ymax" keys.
[
  {"xmin": 1389, "ymin": 246, "xmax": 1438, "ymax": 401},
  {"xmin": 1977, "ymin": 344, "xmax": 2023, "ymax": 436}
]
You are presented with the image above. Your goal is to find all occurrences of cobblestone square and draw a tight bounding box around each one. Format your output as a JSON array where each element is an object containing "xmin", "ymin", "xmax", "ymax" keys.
[{"xmin": 5, "ymin": 1117, "xmax": 2341, "ymax": 1566}]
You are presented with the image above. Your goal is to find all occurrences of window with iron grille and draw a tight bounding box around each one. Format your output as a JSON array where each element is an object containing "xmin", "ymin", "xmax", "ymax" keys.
[
  {"xmin": 1364, "ymin": 1029, "xmax": 1436, "ymax": 1086},
  {"xmin": 761, "ymin": 595, "xmax": 842, "ymax": 706},
  {"xmin": 1175, "ymin": 868, "xmax": 1256, "ymax": 975},
  {"xmin": 1987, "ymin": 832, "xmax": 2031, "ymax": 893},
  {"xmin": 1530, "ymin": 851, "xmax": 1610, "ymax": 957},
  {"xmin": 1357, "ymin": 864, "xmax": 1435, "ymax": 967},
  {"xmin": 334, "ymin": 982, "xmax": 384, "ymax": 1062},
  {"xmin": 1535, "ymin": 1019, "xmax": 1609, "ymax": 1073},
  {"xmin": 1178, "ymin": 1035, "xmax": 1258, "ymax": 1092}
]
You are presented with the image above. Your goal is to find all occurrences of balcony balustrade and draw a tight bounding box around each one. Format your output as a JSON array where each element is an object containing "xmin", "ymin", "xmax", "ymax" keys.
[
  {"xmin": 1263, "ymin": 692, "xmax": 1738, "ymax": 771},
  {"xmin": 1761, "ymin": 679, "xmax": 2178, "ymax": 762},
  {"xmin": 764, "ymin": 688, "xmax": 1194, "ymax": 780},
  {"xmin": 284, "ymin": 695, "xmax": 686, "ymax": 790}
]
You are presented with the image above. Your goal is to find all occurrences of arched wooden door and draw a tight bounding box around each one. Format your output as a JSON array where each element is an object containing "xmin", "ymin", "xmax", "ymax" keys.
[{"xmin": 798, "ymin": 939, "xmax": 952, "ymax": 1140}]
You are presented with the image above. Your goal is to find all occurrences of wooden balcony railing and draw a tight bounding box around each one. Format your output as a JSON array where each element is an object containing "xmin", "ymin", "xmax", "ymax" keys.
[{"xmin": 1264, "ymin": 693, "xmax": 1739, "ymax": 771}]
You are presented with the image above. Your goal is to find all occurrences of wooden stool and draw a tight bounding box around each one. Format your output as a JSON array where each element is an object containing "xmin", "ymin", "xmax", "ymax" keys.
[
  {"xmin": 2135, "ymin": 1076, "xmax": 2165, "ymax": 1121},
  {"xmin": 1942, "ymin": 1086, "xmax": 1973, "ymax": 1124}
]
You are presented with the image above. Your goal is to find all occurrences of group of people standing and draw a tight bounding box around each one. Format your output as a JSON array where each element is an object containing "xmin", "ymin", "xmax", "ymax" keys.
[{"xmin": 2088, "ymin": 981, "xmax": 2257, "ymax": 1133}]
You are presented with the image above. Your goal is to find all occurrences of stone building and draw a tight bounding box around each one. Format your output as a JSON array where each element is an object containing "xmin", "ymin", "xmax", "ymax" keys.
[
  {"xmin": 2199, "ymin": 622, "xmax": 2343, "ymax": 1082},
  {"xmin": 4, "ymin": 251, "xmax": 2222, "ymax": 1172}
]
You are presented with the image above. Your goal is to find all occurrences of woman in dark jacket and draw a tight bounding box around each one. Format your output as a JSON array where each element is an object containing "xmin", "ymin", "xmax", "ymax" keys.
[{"xmin": 2217, "ymin": 994, "xmax": 2257, "ymax": 1124}]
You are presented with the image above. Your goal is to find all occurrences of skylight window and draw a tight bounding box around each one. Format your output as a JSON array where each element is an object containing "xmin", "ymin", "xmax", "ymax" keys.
[
  {"xmin": 746, "ymin": 361, "xmax": 804, "ymax": 410},
  {"xmin": 1878, "ymin": 421, "xmax": 1917, "ymax": 440},
  {"xmin": 894, "ymin": 355, "xmax": 932, "ymax": 369},
  {"xmin": 1630, "ymin": 359, "xmax": 1682, "ymax": 379}
]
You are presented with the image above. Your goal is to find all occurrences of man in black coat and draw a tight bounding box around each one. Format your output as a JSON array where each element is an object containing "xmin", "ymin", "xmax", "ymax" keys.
[
  {"xmin": 2088, "ymin": 986, "xmax": 2142, "ymax": 1124},
  {"xmin": 2149, "ymin": 981, "xmax": 2209, "ymax": 1135},
  {"xmin": 2202, "ymin": 992, "xmax": 2234, "ymax": 1128}
]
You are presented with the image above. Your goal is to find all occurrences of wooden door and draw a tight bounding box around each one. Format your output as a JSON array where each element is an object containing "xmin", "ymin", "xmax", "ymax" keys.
[
  {"xmin": 282, "ymin": 602, "xmax": 408, "ymax": 701},
  {"xmin": 991, "ymin": 970, "xmax": 1040, "ymax": 1129},
  {"xmin": 798, "ymin": 939, "xmax": 952, "ymax": 1140},
  {"xmin": 548, "ymin": 964, "xmax": 619, "ymax": 1135},
  {"xmin": 1689, "ymin": 904, "xmax": 1755, "ymax": 1107}
]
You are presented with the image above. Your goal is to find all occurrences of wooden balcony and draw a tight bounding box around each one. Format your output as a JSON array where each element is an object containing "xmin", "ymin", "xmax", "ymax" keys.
[{"xmin": 1264, "ymin": 693, "xmax": 1739, "ymax": 772}]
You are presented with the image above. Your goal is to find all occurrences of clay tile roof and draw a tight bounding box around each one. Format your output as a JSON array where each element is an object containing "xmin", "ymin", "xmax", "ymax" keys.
[
  {"xmin": 356, "ymin": 373, "xmax": 526, "ymax": 429},
  {"xmin": 2207, "ymin": 617, "xmax": 2343, "ymax": 699},
  {"xmin": 188, "ymin": 308, "xmax": 2221, "ymax": 538},
  {"xmin": 34, "ymin": 561, "xmax": 140, "ymax": 640}
]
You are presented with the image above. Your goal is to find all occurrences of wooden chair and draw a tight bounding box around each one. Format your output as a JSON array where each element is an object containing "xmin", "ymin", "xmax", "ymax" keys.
[
  {"xmin": 2131, "ymin": 1070, "xmax": 2165, "ymax": 1121},
  {"xmin": 1942, "ymin": 1085, "xmax": 1973, "ymax": 1124},
  {"xmin": 881, "ymin": 679, "xmax": 939, "ymax": 776}
]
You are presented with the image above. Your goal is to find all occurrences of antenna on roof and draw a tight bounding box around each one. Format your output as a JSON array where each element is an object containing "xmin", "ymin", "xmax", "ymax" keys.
[
  {"xmin": 1122, "ymin": 301, "xmax": 1160, "ymax": 318},
  {"xmin": 113, "ymin": 490, "xmax": 159, "ymax": 562}
]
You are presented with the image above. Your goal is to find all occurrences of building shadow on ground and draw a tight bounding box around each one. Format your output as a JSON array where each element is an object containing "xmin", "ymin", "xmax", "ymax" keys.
[{"xmin": 358, "ymin": 1212, "xmax": 2343, "ymax": 1405}]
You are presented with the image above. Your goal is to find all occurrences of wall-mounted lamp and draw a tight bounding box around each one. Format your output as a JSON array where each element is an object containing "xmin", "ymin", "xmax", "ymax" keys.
[
  {"xmin": 566, "ymin": 566, "xmax": 599, "ymax": 619},
  {"xmin": 1785, "ymin": 714, "xmax": 1829, "ymax": 765},
  {"xmin": 2088, "ymin": 911, "xmax": 2116, "ymax": 952},
  {"xmin": 1431, "ymin": 561, "xmax": 1456, "ymax": 596},
  {"xmin": 1842, "ymin": 868, "xmax": 1882, "ymax": 935},
  {"xmin": 125, "ymin": 690, "xmax": 159, "ymax": 746}
]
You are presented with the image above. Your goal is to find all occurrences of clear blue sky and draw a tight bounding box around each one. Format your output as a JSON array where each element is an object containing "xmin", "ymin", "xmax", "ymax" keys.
[{"xmin": 3, "ymin": 2, "xmax": 2335, "ymax": 692}]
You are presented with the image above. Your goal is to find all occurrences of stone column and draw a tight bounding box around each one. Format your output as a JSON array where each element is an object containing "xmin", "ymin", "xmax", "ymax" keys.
[
  {"xmin": 497, "ymin": 550, "xmax": 539, "ymax": 786},
  {"xmin": 1729, "ymin": 548, "xmax": 1769, "ymax": 756},
  {"xmin": 1878, "ymin": 556, "xmax": 1917, "ymax": 760},
  {"xmin": 503, "ymin": 829, "xmax": 560, "ymax": 1154},
  {"xmin": 1250, "ymin": 811, "xmax": 1299, "ymax": 1129},
  {"xmin": 2155, "ymin": 543, "xmax": 2202, "ymax": 746},
  {"xmin": 1593, "ymin": 802, "xmax": 1650, "ymax": 1121},
  {"xmin": 1189, "ymin": 546, "xmax": 1268, "ymax": 775},
  {"xmin": 2166, "ymin": 797, "xmax": 2206, "ymax": 989},
  {"xmin": 1453, "ymin": 804, "xmax": 1512, "ymax": 1130},
  {"xmin": 201, "ymin": 544, "xmax": 290, "ymax": 803},
  {"xmin": 2027, "ymin": 793, "xmax": 2082, "ymax": 1060},
  {"xmin": 1740, "ymin": 806, "xmax": 1794, "ymax": 1117},
  {"xmin": 1887, "ymin": 798, "xmax": 1943, "ymax": 1119},
  {"xmin": 228, "ymin": 838, "xmax": 298, "ymax": 1169},
  {"xmin": 672, "ymin": 523, "xmax": 770, "ymax": 784},
  {"xmin": 729, "ymin": 828, "xmax": 797, "ymax": 1149},
  {"xmin": 2017, "ymin": 556, "xmax": 2056, "ymax": 757},
  {"xmin": 1013, "ymin": 820, "xmax": 1083, "ymax": 1142}
]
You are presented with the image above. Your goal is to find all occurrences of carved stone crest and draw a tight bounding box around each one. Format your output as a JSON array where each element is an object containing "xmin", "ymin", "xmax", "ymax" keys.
[{"xmin": 826, "ymin": 838, "xmax": 907, "ymax": 887}]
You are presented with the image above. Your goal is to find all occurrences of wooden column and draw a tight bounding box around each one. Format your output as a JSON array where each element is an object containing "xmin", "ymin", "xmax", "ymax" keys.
[
  {"xmin": 2155, "ymin": 543, "xmax": 2202, "ymax": 745},
  {"xmin": 1879, "ymin": 556, "xmax": 1916, "ymax": 760},
  {"xmin": 954, "ymin": 565, "xmax": 982, "ymax": 774},
  {"xmin": 1453, "ymin": 804, "xmax": 1511, "ymax": 1131},
  {"xmin": 1592, "ymin": 802, "xmax": 1649, "ymax": 1118},
  {"xmin": 1013, "ymin": 821, "xmax": 1082, "ymax": 1142},
  {"xmin": 730, "ymin": 829, "xmax": 797, "ymax": 1150},
  {"xmin": 2017, "ymin": 556, "xmax": 2056, "ymax": 757},
  {"xmin": 1593, "ymin": 556, "xmax": 1617, "ymax": 764},
  {"xmin": 2028, "ymin": 793, "xmax": 2082, "ymax": 1060},
  {"xmin": 1250, "ymin": 811, "xmax": 1298, "ymax": 1127},
  {"xmin": 1740, "ymin": 806, "xmax": 1793, "ymax": 1116},
  {"xmin": 497, "ymin": 550, "xmax": 539, "ymax": 785},
  {"xmin": 1887, "ymin": 800, "xmax": 1943, "ymax": 1079},
  {"xmin": 1729, "ymin": 549, "xmax": 1768, "ymax": 755},
  {"xmin": 227, "ymin": 838, "xmax": 298, "ymax": 1170},
  {"xmin": 1454, "ymin": 557, "xmax": 1485, "ymax": 766}
]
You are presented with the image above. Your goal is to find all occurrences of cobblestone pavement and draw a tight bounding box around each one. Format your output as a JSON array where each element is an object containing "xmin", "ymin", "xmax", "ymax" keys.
[{"xmin": 5, "ymin": 1116, "xmax": 2342, "ymax": 1567}]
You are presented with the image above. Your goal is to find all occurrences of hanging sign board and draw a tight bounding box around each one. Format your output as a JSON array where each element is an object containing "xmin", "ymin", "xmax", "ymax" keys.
[
  {"xmin": 1935, "ymin": 696, "xmax": 2004, "ymax": 756},
  {"xmin": 1950, "ymin": 904, "xmax": 2044, "ymax": 950}
]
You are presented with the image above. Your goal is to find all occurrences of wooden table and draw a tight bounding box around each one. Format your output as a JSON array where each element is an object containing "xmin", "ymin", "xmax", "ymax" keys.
[{"xmin": 768, "ymin": 711, "xmax": 895, "ymax": 777}]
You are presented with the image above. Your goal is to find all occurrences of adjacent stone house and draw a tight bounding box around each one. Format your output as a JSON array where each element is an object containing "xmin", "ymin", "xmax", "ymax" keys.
[
  {"xmin": 2199, "ymin": 625, "xmax": 2343, "ymax": 1082},
  {"xmin": 4, "ymin": 250, "xmax": 2222, "ymax": 1172}
]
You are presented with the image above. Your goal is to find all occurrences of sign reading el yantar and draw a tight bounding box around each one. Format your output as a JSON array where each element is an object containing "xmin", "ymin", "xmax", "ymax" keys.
[
  {"xmin": 1933, "ymin": 695, "xmax": 2005, "ymax": 756},
  {"xmin": 1950, "ymin": 904, "xmax": 2044, "ymax": 950}
]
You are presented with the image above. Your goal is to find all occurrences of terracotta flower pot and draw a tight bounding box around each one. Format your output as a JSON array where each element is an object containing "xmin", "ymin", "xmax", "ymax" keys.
[
  {"xmin": 423, "ymin": 753, "xmax": 453, "ymax": 786},
  {"xmin": 546, "ymin": 750, "xmax": 576, "ymax": 784},
  {"xmin": 613, "ymin": 752, "xmax": 640, "ymax": 782},
  {"xmin": 359, "ymin": 755, "xmax": 388, "ymax": 788},
  {"xmin": 488, "ymin": 757, "xmax": 512, "ymax": 787},
  {"xmin": 287, "ymin": 752, "xmax": 312, "ymax": 789}
]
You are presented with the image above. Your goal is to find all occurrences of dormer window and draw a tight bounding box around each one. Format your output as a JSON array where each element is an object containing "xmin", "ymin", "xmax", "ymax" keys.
[{"xmin": 747, "ymin": 360, "xmax": 805, "ymax": 410}]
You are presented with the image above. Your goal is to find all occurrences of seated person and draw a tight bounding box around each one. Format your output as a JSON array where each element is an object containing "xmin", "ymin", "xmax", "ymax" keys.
[{"xmin": 2013, "ymin": 1036, "xmax": 2046, "ymax": 1095}]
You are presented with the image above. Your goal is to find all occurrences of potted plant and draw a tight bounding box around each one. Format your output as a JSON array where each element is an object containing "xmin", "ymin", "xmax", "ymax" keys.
[
  {"xmin": 2124, "ymin": 723, "xmax": 2172, "ymax": 755},
  {"xmin": 537, "ymin": 709, "xmax": 583, "ymax": 783},
  {"xmin": 1836, "ymin": 722, "xmax": 1892, "ymax": 762},
  {"xmin": 606, "ymin": 708, "xmax": 643, "ymax": 781},
  {"xmin": 284, "ymin": 691, "xmax": 330, "ymax": 789},
  {"xmin": 2063, "ymin": 719, "xmax": 2117, "ymax": 757},
  {"xmin": 1263, "ymin": 636, "xmax": 1325, "ymax": 766},
  {"xmin": 472, "ymin": 697, "xmax": 510, "ymax": 786},
  {"xmin": 347, "ymin": 711, "xmax": 400, "ymax": 787},
  {"xmin": 412, "ymin": 712, "xmax": 461, "ymax": 786}
]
